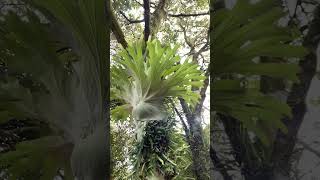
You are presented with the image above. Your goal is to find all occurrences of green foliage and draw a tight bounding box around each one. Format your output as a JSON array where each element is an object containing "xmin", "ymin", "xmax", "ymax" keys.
[
  {"xmin": 130, "ymin": 117, "xmax": 176, "ymax": 179},
  {"xmin": 0, "ymin": 0, "xmax": 108, "ymax": 178},
  {"xmin": 111, "ymin": 39, "xmax": 205, "ymax": 121},
  {"xmin": 0, "ymin": 136, "xmax": 73, "ymax": 180},
  {"xmin": 211, "ymin": 0, "xmax": 307, "ymax": 145},
  {"xmin": 111, "ymin": 121, "xmax": 135, "ymax": 180},
  {"xmin": 129, "ymin": 117, "xmax": 194, "ymax": 180},
  {"xmin": 167, "ymin": 131, "xmax": 194, "ymax": 180}
]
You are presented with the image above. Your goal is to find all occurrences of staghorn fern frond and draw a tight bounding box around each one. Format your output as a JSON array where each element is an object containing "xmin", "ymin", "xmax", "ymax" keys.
[
  {"xmin": 211, "ymin": 0, "xmax": 308, "ymax": 145},
  {"xmin": 111, "ymin": 39, "xmax": 205, "ymax": 122}
]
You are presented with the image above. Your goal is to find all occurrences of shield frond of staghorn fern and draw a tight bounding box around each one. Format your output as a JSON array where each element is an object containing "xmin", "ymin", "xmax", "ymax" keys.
[
  {"xmin": 111, "ymin": 39, "xmax": 205, "ymax": 122},
  {"xmin": 211, "ymin": 0, "xmax": 308, "ymax": 145}
]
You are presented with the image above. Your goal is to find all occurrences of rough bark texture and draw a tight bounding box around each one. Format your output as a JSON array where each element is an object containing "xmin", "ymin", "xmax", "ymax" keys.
[{"xmin": 187, "ymin": 120, "xmax": 210, "ymax": 180}]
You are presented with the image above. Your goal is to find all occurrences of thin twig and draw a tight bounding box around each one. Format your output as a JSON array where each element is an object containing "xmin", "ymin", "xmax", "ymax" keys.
[
  {"xmin": 168, "ymin": 12, "xmax": 209, "ymax": 17},
  {"xmin": 171, "ymin": 99, "xmax": 190, "ymax": 138},
  {"xmin": 119, "ymin": 11, "xmax": 144, "ymax": 24}
]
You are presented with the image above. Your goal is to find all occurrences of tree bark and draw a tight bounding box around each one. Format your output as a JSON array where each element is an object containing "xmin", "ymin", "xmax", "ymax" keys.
[
  {"xmin": 150, "ymin": 0, "xmax": 168, "ymax": 37},
  {"xmin": 179, "ymin": 98, "xmax": 210, "ymax": 180},
  {"xmin": 270, "ymin": 49, "xmax": 317, "ymax": 179},
  {"xmin": 107, "ymin": 3, "xmax": 128, "ymax": 48},
  {"xmin": 143, "ymin": 0, "xmax": 151, "ymax": 41},
  {"xmin": 210, "ymin": 146, "xmax": 233, "ymax": 180}
]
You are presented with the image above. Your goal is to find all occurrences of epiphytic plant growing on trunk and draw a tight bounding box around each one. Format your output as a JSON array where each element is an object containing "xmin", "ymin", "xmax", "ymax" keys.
[{"xmin": 111, "ymin": 39, "xmax": 205, "ymax": 179}]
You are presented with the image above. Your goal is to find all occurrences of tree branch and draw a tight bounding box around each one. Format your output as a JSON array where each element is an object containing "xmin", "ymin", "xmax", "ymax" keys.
[
  {"xmin": 107, "ymin": 5, "xmax": 128, "ymax": 48},
  {"xmin": 143, "ymin": 0, "xmax": 151, "ymax": 41},
  {"xmin": 133, "ymin": 0, "xmax": 143, "ymax": 6},
  {"xmin": 171, "ymin": 100, "xmax": 190, "ymax": 139},
  {"xmin": 150, "ymin": 0, "xmax": 168, "ymax": 37},
  {"xmin": 169, "ymin": 12, "xmax": 209, "ymax": 17},
  {"xmin": 179, "ymin": 24, "xmax": 195, "ymax": 51},
  {"xmin": 119, "ymin": 11, "xmax": 144, "ymax": 24},
  {"xmin": 195, "ymin": 69, "xmax": 210, "ymax": 115},
  {"xmin": 179, "ymin": 98, "xmax": 193, "ymax": 120}
]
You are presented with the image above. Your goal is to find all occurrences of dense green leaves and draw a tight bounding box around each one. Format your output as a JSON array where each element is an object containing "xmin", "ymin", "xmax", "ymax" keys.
[
  {"xmin": 130, "ymin": 118, "xmax": 176, "ymax": 178},
  {"xmin": 129, "ymin": 116, "xmax": 194, "ymax": 180}
]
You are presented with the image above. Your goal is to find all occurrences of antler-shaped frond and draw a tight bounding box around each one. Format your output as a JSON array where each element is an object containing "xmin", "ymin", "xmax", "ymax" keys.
[{"xmin": 111, "ymin": 39, "xmax": 205, "ymax": 121}]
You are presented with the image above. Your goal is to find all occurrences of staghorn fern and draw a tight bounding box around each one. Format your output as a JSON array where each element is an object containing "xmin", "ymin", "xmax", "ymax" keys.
[
  {"xmin": 111, "ymin": 39, "xmax": 205, "ymax": 179},
  {"xmin": 111, "ymin": 39, "xmax": 205, "ymax": 132},
  {"xmin": 111, "ymin": 39, "xmax": 205, "ymax": 118}
]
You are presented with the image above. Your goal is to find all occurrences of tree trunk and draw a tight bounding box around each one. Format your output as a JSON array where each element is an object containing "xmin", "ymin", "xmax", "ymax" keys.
[
  {"xmin": 210, "ymin": 146, "xmax": 233, "ymax": 180},
  {"xmin": 270, "ymin": 5, "xmax": 320, "ymax": 178},
  {"xmin": 180, "ymin": 99, "xmax": 210, "ymax": 180},
  {"xmin": 187, "ymin": 115, "xmax": 210, "ymax": 180},
  {"xmin": 219, "ymin": 115, "xmax": 272, "ymax": 180},
  {"xmin": 270, "ymin": 50, "xmax": 317, "ymax": 179}
]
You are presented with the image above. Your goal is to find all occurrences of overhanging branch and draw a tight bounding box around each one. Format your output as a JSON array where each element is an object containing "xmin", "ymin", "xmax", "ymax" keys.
[
  {"xmin": 168, "ymin": 12, "xmax": 209, "ymax": 17},
  {"xmin": 107, "ymin": 5, "xmax": 128, "ymax": 48},
  {"xmin": 119, "ymin": 11, "xmax": 144, "ymax": 24}
]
